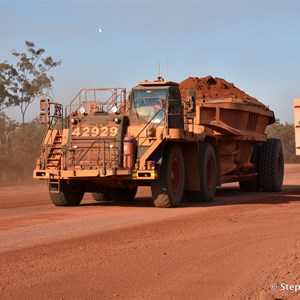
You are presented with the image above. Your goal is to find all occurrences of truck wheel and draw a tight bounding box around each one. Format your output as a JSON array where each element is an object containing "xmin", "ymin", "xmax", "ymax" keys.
[
  {"xmin": 49, "ymin": 180, "xmax": 84, "ymax": 206},
  {"xmin": 239, "ymin": 142, "xmax": 261, "ymax": 192},
  {"xmin": 91, "ymin": 192, "xmax": 111, "ymax": 201},
  {"xmin": 151, "ymin": 144, "xmax": 185, "ymax": 208},
  {"xmin": 197, "ymin": 142, "xmax": 217, "ymax": 202},
  {"xmin": 259, "ymin": 138, "xmax": 284, "ymax": 192},
  {"xmin": 109, "ymin": 187, "xmax": 137, "ymax": 201}
]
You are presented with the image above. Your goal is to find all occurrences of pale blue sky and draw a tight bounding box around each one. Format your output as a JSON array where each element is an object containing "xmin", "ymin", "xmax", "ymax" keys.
[{"xmin": 1, "ymin": 0, "xmax": 300, "ymax": 123}]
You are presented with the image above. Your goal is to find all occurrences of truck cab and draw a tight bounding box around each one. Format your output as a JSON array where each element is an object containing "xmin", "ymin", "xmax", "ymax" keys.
[{"xmin": 129, "ymin": 77, "xmax": 184, "ymax": 132}]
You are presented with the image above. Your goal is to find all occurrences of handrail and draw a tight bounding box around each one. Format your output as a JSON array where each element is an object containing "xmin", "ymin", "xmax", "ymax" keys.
[
  {"xmin": 135, "ymin": 108, "xmax": 165, "ymax": 139},
  {"xmin": 65, "ymin": 87, "xmax": 127, "ymax": 118},
  {"xmin": 74, "ymin": 139, "xmax": 99, "ymax": 163},
  {"xmin": 67, "ymin": 138, "xmax": 121, "ymax": 169}
]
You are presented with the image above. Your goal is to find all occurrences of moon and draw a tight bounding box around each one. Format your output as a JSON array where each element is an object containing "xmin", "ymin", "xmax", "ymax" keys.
[{"xmin": 98, "ymin": 28, "xmax": 103, "ymax": 33}]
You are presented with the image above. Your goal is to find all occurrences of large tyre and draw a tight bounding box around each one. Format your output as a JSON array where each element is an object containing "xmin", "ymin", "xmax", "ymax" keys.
[
  {"xmin": 109, "ymin": 187, "xmax": 137, "ymax": 201},
  {"xmin": 91, "ymin": 192, "xmax": 111, "ymax": 201},
  {"xmin": 239, "ymin": 142, "xmax": 261, "ymax": 192},
  {"xmin": 49, "ymin": 180, "xmax": 84, "ymax": 206},
  {"xmin": 197, "ymin": 142, "xmax": 217, "ymax": 202},
  {"xmin": 259, "ymin": 138, "xmax": 284, "ymax": 192},
  {"xmin": 151, "ymin": 144, "xmax": 185, "ymax": 208}
]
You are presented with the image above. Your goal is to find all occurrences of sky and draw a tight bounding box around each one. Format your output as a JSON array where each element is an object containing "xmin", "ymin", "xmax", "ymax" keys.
[{"xmin": 1, "ymin": 0, "xmax": 300, "ymax": 123}]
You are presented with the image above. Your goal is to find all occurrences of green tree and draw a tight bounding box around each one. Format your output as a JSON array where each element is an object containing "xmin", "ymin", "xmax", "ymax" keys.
[
  {"xmin": 0, "ymin": 41, "xmax": 61, "ymax": 123},
  {"xmin": 0, "ymin": 62, "xmax": 18, "ymax": 111}
]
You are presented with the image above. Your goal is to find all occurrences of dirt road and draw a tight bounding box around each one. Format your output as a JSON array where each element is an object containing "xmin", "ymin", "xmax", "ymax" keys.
[{"xmin": 1, "ymin": 165, "xmax": 300, "ymax": 300}]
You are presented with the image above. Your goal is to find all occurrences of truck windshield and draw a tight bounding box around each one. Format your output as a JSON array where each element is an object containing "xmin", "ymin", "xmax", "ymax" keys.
[{"xmin": 132, "ymin": 89, "xmax": 167, "ymax": 123}]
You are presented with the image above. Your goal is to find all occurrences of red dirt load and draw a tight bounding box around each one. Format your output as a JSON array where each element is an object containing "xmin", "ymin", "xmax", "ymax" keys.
[{"xmin": 179, "ymin": 75, "xmax": 263, "ymax": 105}]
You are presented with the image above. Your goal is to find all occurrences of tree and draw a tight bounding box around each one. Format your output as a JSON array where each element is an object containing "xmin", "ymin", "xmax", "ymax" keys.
[
  {"xmin": 0, "ymin": 112, "xmax": 19, "ymax": 154},
  {"xmin": 0, "ymin": 62, "xmax": 18, "ymax": 111},
  {"xmin": 0, "ymin": 41, "xmax": 61, "ymax": 123}
]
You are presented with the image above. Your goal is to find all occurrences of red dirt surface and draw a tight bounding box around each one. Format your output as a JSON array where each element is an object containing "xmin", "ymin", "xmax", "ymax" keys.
[
  {"xmin": 0, "ymin": 165, "xmax": 300, "ymax": 299},
  {"xmin": 179, "ymin": 75, "xmax": 264, "ymax": 105}
]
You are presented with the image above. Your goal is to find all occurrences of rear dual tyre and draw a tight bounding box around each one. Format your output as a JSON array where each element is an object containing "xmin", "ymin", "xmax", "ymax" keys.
[
  {"xmin": 198, "ymin": 143, "xmax": 217, "ymax": 202},
  {"xmin": 189, "ymin": 143, "xmax": 217, "ymax": 203},
  {"xmin": 259, "ymin": 138, "xmax": 284, "ymax": 192},
  {"xmin": 239, "ymin": 138, "xmax": 284, "ymax": 193}
]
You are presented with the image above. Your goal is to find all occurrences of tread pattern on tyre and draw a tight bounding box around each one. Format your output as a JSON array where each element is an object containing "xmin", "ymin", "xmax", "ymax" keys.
[
  {"xmin": 152, "ymin": 144, "xmax": 185, "ymax": 208},
  {"xmin": 198, "ymin": 142, "xmax": 217, "ymax": 202},
  {"xmin": 49, "ymin": 180, "xmax": 84, "ymax": 206},
  {"xmin": 259, "ymin": 138, "xmax": 284, "ymax": 192}
]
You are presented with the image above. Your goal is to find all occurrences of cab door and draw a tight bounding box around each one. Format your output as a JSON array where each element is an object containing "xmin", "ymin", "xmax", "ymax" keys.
[{"xmin": 167, "ymin": 87, "xmax": 184, "ymax": 130}]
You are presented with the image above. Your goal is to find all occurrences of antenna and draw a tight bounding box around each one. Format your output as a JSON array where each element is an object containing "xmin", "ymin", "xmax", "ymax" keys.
[
  {"xmin": 158, "ymin": 62, "xmax": 160, "ymax": 77},
  {"xmin": 166, "ymin": 58, "xmax": 169, "ymax": 80}
]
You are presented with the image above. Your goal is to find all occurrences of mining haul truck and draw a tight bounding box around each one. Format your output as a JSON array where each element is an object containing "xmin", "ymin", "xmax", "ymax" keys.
[{"xmin": 33, "ymin": 77, "xmax": 284, "ymax": 207}]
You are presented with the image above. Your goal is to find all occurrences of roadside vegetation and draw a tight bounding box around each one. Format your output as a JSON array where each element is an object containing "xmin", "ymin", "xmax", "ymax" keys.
[
  {"xmin": 266, "ymin": 120, "xmax": 300, "ymax": 164},
  {"xmin": 0, "ymin": 114, "xmax": 45, "ymax": 185},
  {"xmin": 0, "ymin": 41, "xmax": 61, "ymax": 185}
]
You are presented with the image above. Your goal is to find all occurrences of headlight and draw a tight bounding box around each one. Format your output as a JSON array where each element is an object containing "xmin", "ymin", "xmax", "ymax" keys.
[
  {"xmin": 79, "ymin": 106, "xmax": 86, "ymax": 114},
  {"xmin": 111, "ymin": 106, "xmax": 118, "ymax": 114}
]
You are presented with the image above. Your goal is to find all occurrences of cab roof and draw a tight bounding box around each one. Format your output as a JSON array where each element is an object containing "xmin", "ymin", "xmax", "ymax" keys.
[{"xmin": 136, "ymin": 76, "xmax": 179, "ymax": 88}]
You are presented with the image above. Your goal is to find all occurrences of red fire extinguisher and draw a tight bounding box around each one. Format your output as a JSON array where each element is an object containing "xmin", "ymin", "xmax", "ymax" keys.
[{"xmin": 123, "ymin": 136, "xmax": 136, "ymax": 169}]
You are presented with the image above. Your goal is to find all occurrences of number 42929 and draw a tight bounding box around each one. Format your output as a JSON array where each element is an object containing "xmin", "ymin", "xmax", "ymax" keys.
[{"xmin": 72, "ymin": 126, "xmax": 118, "ymax": 137}]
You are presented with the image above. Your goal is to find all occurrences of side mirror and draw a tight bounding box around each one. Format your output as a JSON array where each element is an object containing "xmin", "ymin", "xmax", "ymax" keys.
[
  {"xmin": 39, "ymin": 112, "xmax": 49, "ymax": 124},
  {"xmin": 40, "ymin": 98, "xmax": 50, "ymax": 111}
]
